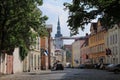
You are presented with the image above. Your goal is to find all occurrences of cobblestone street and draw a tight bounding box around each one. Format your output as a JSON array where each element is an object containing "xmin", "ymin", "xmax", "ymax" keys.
[{"xmin": 0, "ymin": 68, "xmax": 120, "ymax": 80}]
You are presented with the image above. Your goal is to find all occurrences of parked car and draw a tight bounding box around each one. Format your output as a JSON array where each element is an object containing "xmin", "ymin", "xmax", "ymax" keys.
[
  {"xmin": 106, "ymin": 64, "xmax": 120, "ymax": 74},
  {"xmin": 94, "ymin": 63, "xmax": 101, "ymax": 69},
  {"xmin": 51, "ymin": 63, "xmax": 64, "ymax": 71},
  {"xmin": 78, "ymin": 64, "xmax": 94, "ymax": 69},
  {"xmin": 78, "ymin": 64, "xmax": 86, "ymax": 69},
  {"xmin": 94, "ymin": 63, "xmax": 110, "ymax": 69},
  {"xmin": 66, "ymin": 63, "xmax": 71, "ymax": 68},
  {"xmin": 102, "ymin": 64, "xmax": 110, "ymax": 70},
  {"xmin": 105, "ymin": 64, "xmax": 114, "ymax": 71},
  {"xmin": 56, "ymin": 63, "xmax": 64, "ymax": 70}
]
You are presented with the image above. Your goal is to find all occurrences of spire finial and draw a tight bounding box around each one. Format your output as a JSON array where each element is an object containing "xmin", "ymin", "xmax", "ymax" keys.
[{"xmin": 58, "ymin": 16, "xmax": 60, "ymax": 25}]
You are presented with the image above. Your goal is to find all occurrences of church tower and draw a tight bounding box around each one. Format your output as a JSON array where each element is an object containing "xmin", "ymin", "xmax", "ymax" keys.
[{"xmin": 54, "ymin": 17, "xmax": 63, "ymax": 49}]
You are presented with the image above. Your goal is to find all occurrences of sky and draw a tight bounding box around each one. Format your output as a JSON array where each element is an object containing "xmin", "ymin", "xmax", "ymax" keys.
[{"xmin": 39, "ymin": 0, "xmax": 91, "ymax": 44}]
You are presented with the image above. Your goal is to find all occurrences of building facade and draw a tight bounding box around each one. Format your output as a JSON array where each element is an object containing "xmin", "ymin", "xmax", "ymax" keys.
[
  {"xmin": 64, "ymin": 45, "xmax": 72, "ymax": 63},
  {"xmin": 88, "ymin": 20, "xmax": 106, "ymax": 64},
  {"xmin": 0, "ymin": 52, "xmax": 12, "ymax": 74},
  {"xmin": 13, "ymin": 48, "xmax": 23, "ymax": 73},
  {"xmin": 54, "ymin": 49, "xmax": 66, "ymax": 66},
  {"xmin": 80, "ymin": 34, "xmax": 90, "ymax": 64},
  {"xmin": 40, "ymin": 37, "xmax": 48, "ymax": 70},
  {"xmin": 0, "ymin": 25, "xmax": 53, "ymax": 74},
  {"xmin": 50, "ymin": 38, "xmax": 56, "ymax": 67},
  {"xmin": 46, "ymin": 24, "xmax": 52, "ymax": 69},
  {"xmin": 0, "ymin": 47, "xmax": 23, "ymax": 74},
  {"xmin": 72, "ymin": 38, "xmax": 85, "ymax": 67},
  {"xmin": 23, "ymin": 36, "xmax": 41, "ymax": 72},
  {"xmin": 105, "ymin": 24, "xmax": 120, "ymax": 64}
]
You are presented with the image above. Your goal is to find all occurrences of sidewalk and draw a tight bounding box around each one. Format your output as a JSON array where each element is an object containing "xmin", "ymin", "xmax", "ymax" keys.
[
  {"xmin": 27, "ymin": 70, "xmax": 52, "ymax": 74},
  {"xmin": 0, "ymin": 70, "xmax": 52, "ymax": 78}
]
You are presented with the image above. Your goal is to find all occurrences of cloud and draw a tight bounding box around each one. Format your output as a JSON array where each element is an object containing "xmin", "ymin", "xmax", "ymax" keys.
[{"xmin": 41, "ymin": 3, "xmax": 63, "ymax": 15}]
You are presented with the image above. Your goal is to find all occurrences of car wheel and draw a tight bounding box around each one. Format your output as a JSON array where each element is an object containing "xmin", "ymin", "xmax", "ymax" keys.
[{"xmin": 114, "ymin": 69, "xmax": 119, "ymax": 74}]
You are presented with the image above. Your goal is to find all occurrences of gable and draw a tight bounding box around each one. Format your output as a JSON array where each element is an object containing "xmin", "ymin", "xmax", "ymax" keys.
[
  {"xmin": 90, "ymin": 23, "xmax": 97, "ymax": 34},
  {"xmin": 97, "ymin": 20, "xmax": 102, "ymax": 32}
]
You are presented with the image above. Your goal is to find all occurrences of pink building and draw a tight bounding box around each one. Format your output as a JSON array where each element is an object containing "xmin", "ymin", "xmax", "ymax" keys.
[{"xmin": 80, "ymin": 33, "xmax": 90, "ymax": 64}]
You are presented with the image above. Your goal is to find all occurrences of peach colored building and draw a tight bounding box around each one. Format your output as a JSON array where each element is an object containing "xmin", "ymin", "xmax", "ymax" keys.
[
  {"xmin": 41, "ymin": 24, "xmax": 52, "ymax": 70},
  {"xmin": 40, "ymin": 37, "xmax": 49, "ymax": 70},
  {"xmin": 72, "ymin": 37, "xmax": 86, "ymax": 67}
]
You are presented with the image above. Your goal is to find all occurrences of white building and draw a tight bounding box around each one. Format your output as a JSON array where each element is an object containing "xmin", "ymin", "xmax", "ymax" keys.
[
  {"xmin": 23, "ymin": 36, "xmax": 41, "ymax": 72},
  {"xmin": 13, "ymin": 48, "xmax": 23, "ymax": 73},
  {"xmin": 105, "ymin": 24, "xmax": 120, "ymax": 64}
]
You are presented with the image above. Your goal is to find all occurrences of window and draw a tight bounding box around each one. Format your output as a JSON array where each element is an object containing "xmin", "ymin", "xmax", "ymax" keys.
[
  {"xmin": 100, "ymin": 45, "xmax": 102, "ymax": 52},
  {"xmin": 111, "ymin": 35, "xmax": 113, "ymax": 45},
  {"xmin": 91, "ymin": 47, "xmax": 93, "ymax": 53},
  {"xmin": 110, "ymin": 35, "xmax": 112, "ymax": 45},
  {"xmin": 96, "ymin": 35, "xmax": 98, "ymax": 42},
  {"xmin": 31, "ymin": 54, "xmax": 33, "ymax": 69},
  {"xmin": 113, "ymin": 47, "xmax": 114, "ymax": 55},
  {"xmin": 95, "ymin": 46, "xmax": 97, "ymax": 53},
  {"xmin": 115, "ymin": 46, "xmax": 118, "ymax": 55},
  {"xmin": 38, "ymin": 55, "xmax": 40, "ymax": 69},
  {"xmin": 111, "ymin": 47, "xmax": 113, "ymax": 55},
  {"xmin": 112, "ymin": 34, "xmax": 115, "ymax": 44},
  {"xmin": 97, "ymin": 45, "xmax": 99, "ymax": 52},
  {"xmin": 34, "ymin": 55, "xmax": 36, "ymax": 69},
  {"xmin": 96, "ymin": 46, "xmax": 98, "ymax": 52},
  {"xmin": 37, "ymin": 37, "xmax": 40, "ymax": 50},
  {"xmin": 101, "ymin": 44, "xmax": 103, "ymax": 52},
  {"xmin": 115, "ymin": 34, "xmax": 117, "ymax": 44},
  {"xmin": 98, "ymin": 34, "xmax": 100, "ymax": 41},
  {"xmin": 103, "ymin": 44, "xmax": 105, "ymax": 51},
  {"xmin": 107, "ymin": 37, "xmax": 109, "ymax": 46}
]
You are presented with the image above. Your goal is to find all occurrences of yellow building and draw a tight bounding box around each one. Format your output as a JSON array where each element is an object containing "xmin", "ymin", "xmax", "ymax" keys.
[{"xmin": 88, "ymin": 19, "xmax": 106, "ymax": 64}]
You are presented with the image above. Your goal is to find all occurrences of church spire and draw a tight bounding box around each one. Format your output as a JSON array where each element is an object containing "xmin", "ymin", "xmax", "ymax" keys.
[
  {"xmin": 55, "ymin": 17, "xmax": 62, "ymax": 38},
  {"xmin": 57, "ymin": 17, "xmax": 61, "ymax": 34}
]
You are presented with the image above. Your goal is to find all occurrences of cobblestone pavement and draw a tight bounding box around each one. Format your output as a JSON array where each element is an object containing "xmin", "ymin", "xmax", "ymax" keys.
[{"xmin": 0, "ymin": 69, "xmax": 120, "ymax": 80}]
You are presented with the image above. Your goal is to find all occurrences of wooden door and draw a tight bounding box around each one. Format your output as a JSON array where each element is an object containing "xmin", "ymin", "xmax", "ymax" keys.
[
  {"xmin": 41, "ymin": 55, "xmax": 46, "ymax": 70},
  {"xmin": 6, "ymin": 54, "xmax": 13, "ymax": 74}
]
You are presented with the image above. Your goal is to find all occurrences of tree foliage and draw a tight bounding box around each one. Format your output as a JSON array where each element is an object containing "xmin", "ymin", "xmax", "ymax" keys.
[
  {"xmin": 64, "ymin": 0, "xmax": 120, "ymax": 35},
  {"xmin": 66, "ymin": 50, "xmax": 71, "ymax": 58},
  {"xmin": 0, "ymin": 0, "xmax": 48, "ymax": 55}
]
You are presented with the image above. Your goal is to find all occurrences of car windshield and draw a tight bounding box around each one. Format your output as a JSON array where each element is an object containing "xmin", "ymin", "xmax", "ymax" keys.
[{"xmin": 108, "ymin": 64, "xmax": 114, "ymax": 67}]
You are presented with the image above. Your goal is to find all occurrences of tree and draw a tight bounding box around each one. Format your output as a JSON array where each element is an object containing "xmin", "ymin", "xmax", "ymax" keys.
[
  {"xmin": 0, "ymin": 0, "xmax": 48, "ymax": 59},
  {"xmin": 66, "ymin": 50, "xmax": 71, "ymax": 62},
  {"xmin": 64, "ymin": 0, "xmax": 120, "ymax": 35}
]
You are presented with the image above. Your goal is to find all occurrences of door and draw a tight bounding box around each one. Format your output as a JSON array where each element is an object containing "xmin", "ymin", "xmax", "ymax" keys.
[
  {"xmin": 41, "ymin": 54, "xmax": 46, "ymax": 70},
  {"xmin": 6, "ymin": 54, "xmax": 13, "ymax": 74}
]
